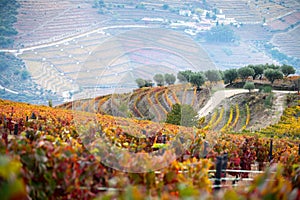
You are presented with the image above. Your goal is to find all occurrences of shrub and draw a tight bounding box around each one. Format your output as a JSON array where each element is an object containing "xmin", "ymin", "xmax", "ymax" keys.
[
  {"xmin": 259, "ymin": 85, "xmax": 272, "ymax": 93},
  {"xmin": 243, "ymin": 82, "xmax": 255, "ymax": 93},
  {"xmin": 264, "ymin": 93, "xmax": 274, "ymax": 108}
]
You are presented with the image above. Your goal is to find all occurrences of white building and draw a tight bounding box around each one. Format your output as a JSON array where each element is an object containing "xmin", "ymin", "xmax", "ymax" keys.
[{"xmin": 179, "ymin": 9, "xmax": 192, "ymax": 17}]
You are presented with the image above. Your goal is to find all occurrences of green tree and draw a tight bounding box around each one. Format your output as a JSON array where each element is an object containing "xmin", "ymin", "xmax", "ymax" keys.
[
  {"xmin": 153, "ymin": 74, "xmax": 165, "ymax": 86},
  {"xmin": 237, "ymin": 67, "xmax": 255, "ymax": 81},
  {"xmin": 189, "ymin": 72, "xmax": 205, "ymax": 90},
  {"xmin": 48, "ymin": 99, "xmax": 53, "ymax": 107},
  {"xmin": 177, "ymin": 70, "xmax": 192, "ymax": 82},
  {"xmin": 205, "ymin": 25, "xmax": 235, "ymax": 43},
  {"xmin": 248, "ymin": 64, "xmax": 264, "ymax": 79},
  {"xmin": 280, "ymin": 64, "xmax": 295, "ymax": 77},
  {"xmin": 165, "ymin": 103, "xmax": 181, "ymax": 125},
  {"xmin": 164, "ymin": 73, "xmax": 176, "ymax": 85},
  {"xmin": 204, "ymin": 70, "xmax": 222, "ymax": 83},
  {"xmin": 223, "ymin": 68, "xmax": 238, "ymax": 84},
  {"xmin": 165, "ymin": 103, "xmax": 198, "ymax": 127},
  {"xmin": 135, "ymin": 78, "xmax": 146, "ymax": 88},
  {"xmin": 0, "ymin": 0, "xmax": 19, "ymax": 48},
  {"xmin": 265, "ymin": 63, "xmax": 280, "ymax": 70},
  {"xmin": 21, "ymin": 70, "xmax": 30, "ymax": 80},
  {"xmin": 162, "ymin": 4, "xmax": 169, "ymax": 10},
  {"xmin": 243, "ymin": 82, "xmax": 255, "ymax": 93},
  {"xmin": 145, "ymin": 80, "xmax": 154, "ymax": 87},
  {"xmin": 263, "ymin": 69, "xmax": 283, "ymax": 84},
  {"xmin": 219, "ymin": 70, "xmax": 224, "ymax": 80},
  {"xmin": 94, "ymin": 0, "xmax": 105, "ymax": 8}
]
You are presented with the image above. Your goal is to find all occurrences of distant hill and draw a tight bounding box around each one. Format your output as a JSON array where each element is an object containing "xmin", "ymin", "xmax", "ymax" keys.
[
  {"xmin": 0, "ymin": 0, "xmax": 299, "ymax": 104},
  {"xmin": 19, "ymin": 27, "xmax": 216, "ymax": 99}
]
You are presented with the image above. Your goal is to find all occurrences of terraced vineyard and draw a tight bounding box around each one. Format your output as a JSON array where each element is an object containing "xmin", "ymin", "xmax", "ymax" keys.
[
  {"xmin": 201, "ymin": 42, "xmax": 275, "ymax": 69},
  {"xmin": 13, "ymin": 0, "xmax": 193, "ymax": 47},
  {"xmin": 14, "ymin": 0, "xmax": 109, "ymax": 47},
  {"xmin": 0, "ymin": 0, "xmax": 297, "ymax": 104},
  {"xmin": 208, "ymin": 0, "xmax": 262, "ymax": 23},
  {"xmin": 199, "ymin": 92, "xmax": 294, "ymax": 133},
  {"xmin": 208, "ymin": 0, "xmax": 297, "ymax": 25},
  {"xmin": 260, "ymin": 101, "xmax": 300, "ymax": 138},
  {"xmin": 1, "ymin": 1, "xmax": 300, "ymax": 198},
  {"xmin": 271, "ymin": 25, "xmax": 300, "ymax": 58},
  {"xmin": 0, "ymin": 94, "xmax": 299, "ymax": 199},
  {"xmin": 19, "ymin": 27, "xmax": 215, "ymax": 98},
  {"xmin": 58, "ymin": 84, "xmax": 210, "ymax": 122},
  {"xmin": 201, "ymin": 102, "xmax": 249, "ymax": 133}
]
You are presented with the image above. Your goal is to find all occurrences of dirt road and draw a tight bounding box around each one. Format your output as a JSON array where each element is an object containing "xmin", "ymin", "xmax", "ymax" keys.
[{"xmin": 197, "ymin": 89, "xmax": 297, "ymax": 117}]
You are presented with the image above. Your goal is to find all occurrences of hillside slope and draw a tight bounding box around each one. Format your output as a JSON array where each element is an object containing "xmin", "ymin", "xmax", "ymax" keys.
[
  {"xmin": 19, "ymin": 27, "xmax": 216, "ymax": 99},
  {"xmin": 58, "ymin": 84, "xmax": 210, "ymax": 123},
  {"xmin": 200, "ymin": 91, "xmax": 300, "ymax": 134}
]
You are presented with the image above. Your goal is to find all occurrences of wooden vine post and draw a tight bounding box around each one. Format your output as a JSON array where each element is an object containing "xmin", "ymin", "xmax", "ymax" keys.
[{"xmin": 269, "ymin": 139, "xmax": 273, "ymax": 162}]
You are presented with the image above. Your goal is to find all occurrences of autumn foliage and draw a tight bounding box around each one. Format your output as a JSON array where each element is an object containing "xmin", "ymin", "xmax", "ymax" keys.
[{"xmin": 0, "ymin": 98, "xmax": 299, "ymax": 199}]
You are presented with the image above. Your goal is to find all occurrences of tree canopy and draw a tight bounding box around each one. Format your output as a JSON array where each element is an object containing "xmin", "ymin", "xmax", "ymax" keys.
[
  {"xmin": 177, "ymin": 70, "xmax": 193, "ymax": 82},
  {"xmin": 280, "ymin": 65, "xmax": 295, "ymax": 77},
  {"xmin": 164, "ymin": 73, "xmax": 176, "ymax": 85},
  {"xmin": 153, "ymin": 74, "xmax": 165, "ymax": 86},
  {"xmin": 237, "ymin": 67, "xmax": 255, "ymax": 81},
  {"xmin": 135, "ymin": 78, "xmax": 145, "ymax": 88},
  {"xmin": 243, "ymin": 82, "xmax": 255, "ymax": 93},
  {"xmin": 263, "ymin": 69, "xmax": 283, "ymax": 84},
  {"xmin": 135, "ymin": 78, "xmax": 154, "ymax": 88},
  {"xmin": 204, "ymin": 70, "xmax": 222, "ymax": 83},
  {"xmin": 224, "ymin": 69, "xmax": 238, "ymax": 84},
  {"xmin": 265, "ymin": 63, "xmax": 280, "ymax": 70},
  {"xmin": 165, "ymin": 103, "xmax": 198, "ymax": 127},
  {"xmin": 189, "ymin": 72, "xmax": 205, "ymax": 89},
  {"xmin": 205, "ymin": 25, "xmax": 236, "ymax": 43},
  {"xmin": 248, "ymin": 65, "xmax": 264, "ymax": 79}
]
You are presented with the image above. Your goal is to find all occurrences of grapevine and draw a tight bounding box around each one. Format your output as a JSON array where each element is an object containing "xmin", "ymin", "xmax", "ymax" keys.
[
  {"xmin": 242, "ymin": 103, "xmax": 250, "ymax": 130},
  {"xmin": 221, "ymin": 106, "xmax": 234, "ymax": 132},
  {"xmin": 231, "ymin": 104, "xmax": 240, "ymax": 129},
  {"xmin": 211, "ymin": 107, "xmax": 224, "ymax": 129},
  {"xmin": 164, "ymin": 87, "xmax": 173, "ymax": 109},
  {"xmin": 204, "ymin": 110, "xmax": 218, "ymax": 130},
  {"xmin": 154, "ymin": 87, "xmax": 168, "ymax": 115}
]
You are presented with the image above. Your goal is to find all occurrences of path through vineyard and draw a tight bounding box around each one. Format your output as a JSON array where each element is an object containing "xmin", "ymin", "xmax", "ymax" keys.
[
  {"xmin": 245, "ymin": 92, "xmax": 285, "ymax": 131},
  {"xmin": 197, "ymin": 88, "xmax": 297, "ymax": 118},
  {"xmin": 198, "ymin": 89, "xmax": 251, "ymax": 117},
  {"xmin": 271, "ymin": 93, "xmax": 285, "ymax": 123}
]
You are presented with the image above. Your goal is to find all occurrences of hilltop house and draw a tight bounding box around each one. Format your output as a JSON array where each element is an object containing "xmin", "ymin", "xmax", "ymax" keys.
[{"xmin": 179, "ymin": 9, "xmax": 192, "ymax": 17}]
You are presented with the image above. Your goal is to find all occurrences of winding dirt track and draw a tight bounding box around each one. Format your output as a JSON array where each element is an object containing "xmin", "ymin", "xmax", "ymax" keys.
[{"xmin": 197, "ymin": 89, "xmax": 297, "ymax": 117}]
